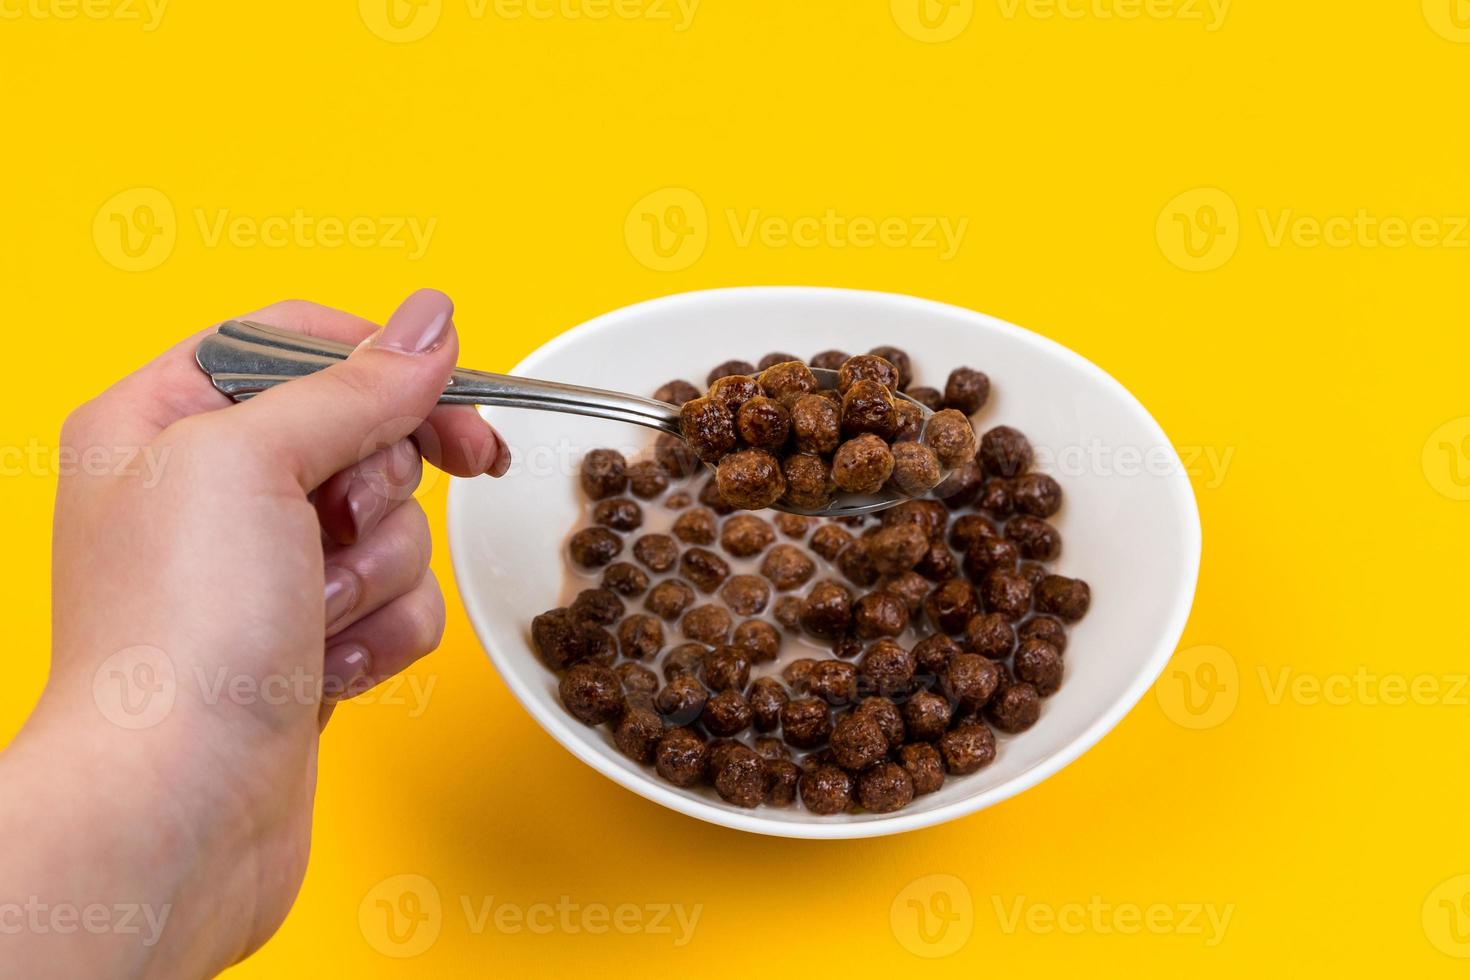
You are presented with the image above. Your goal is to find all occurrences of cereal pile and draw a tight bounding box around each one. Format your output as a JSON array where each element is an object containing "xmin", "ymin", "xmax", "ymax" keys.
[
  {"xmin": 535, "ymin": 346, "xmax": 1091, "ymax": 816},
  {"xmin": 676, "ymin": 353, "xmax": 981, "ymax": 511}
]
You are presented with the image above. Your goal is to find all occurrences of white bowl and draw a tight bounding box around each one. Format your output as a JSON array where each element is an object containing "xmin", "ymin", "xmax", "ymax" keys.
[{"xmin": 448, "ymin": 287, "xmax": 1201, "ymax": 840}]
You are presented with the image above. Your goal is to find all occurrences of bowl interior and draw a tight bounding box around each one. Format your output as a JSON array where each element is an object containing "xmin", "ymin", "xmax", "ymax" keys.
[{"xmin": 447, "ymin": 287, "xmax": 1200, "ymax": 839}]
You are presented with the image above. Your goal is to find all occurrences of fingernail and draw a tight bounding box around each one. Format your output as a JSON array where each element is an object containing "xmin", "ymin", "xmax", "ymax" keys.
[
  {"xmin": 324, "ymin": 567, "xmax": 360, "ymax": 631},
  {"xmin": 373, "ymin": 289, "xmax": 452, "ymax": 355},
  {"xmin": 323, "ymin": 643, "xmax": 373, "ymax": 702},
  {"xmin": 486, "ymin": 429, "xmax": 512, "ymax": 478},
  {"xmin": 346, "ymin": 470, "xmax": 391, "ymax": 541}
]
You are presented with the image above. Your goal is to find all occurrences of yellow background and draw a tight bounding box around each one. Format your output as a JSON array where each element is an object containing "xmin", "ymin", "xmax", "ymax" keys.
[{"xmin": 3, "ymin": 0, "xmax": 1469, "ymax": 974}]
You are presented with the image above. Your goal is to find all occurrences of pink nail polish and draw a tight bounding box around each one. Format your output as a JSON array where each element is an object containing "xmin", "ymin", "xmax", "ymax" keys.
[
  {"xmin": 323, "ymin": 567, "xmax": 360, "ymax": 629},
  {"xmin": 323, "ymin": 643, "xmax": 373, "ymax": 702},
  {"xmin": 373, "ymin": 289, "xmax": 453, "ymax": 355}
]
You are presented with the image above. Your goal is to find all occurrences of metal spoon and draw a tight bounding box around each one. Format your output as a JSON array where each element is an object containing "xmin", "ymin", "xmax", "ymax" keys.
[{"xmin": 195, "ymin": 320, "xmax": 936, "ymax": 517}]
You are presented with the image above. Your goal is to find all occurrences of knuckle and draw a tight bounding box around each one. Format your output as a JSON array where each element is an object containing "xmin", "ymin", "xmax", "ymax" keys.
[{"xmin": 412, "ymin": 578, "xmax": 447, "ymax": 650}]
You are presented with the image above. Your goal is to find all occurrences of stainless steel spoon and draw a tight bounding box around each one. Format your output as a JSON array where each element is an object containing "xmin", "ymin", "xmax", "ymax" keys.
[{"xmin": 195, "ymin": 320, "xmax": 936, "ymax": 517}]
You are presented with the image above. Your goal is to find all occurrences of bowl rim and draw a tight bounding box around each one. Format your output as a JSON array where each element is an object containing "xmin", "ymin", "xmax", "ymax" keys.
[{"xmin": 447, "ymin": 286, "xmax": 1202, "ymax": 840}]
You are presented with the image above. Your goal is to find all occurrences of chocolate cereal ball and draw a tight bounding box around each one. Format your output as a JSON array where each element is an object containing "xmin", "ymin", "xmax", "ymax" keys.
[
  {"xmin": 707, "ymin": 374, "xmax": 762, "ymax": 416},
  {"xmin": 868, "ymin": 524, "xmax": 929, "ymax": 575},
  {"xmin": 978, "ymin": 477, "xmax": 1015, "ymax": 518},
  {"xmin": 748, "ymin": 677, "xmax": 789, "ymax": 732},
  {"xmin": 758, "ymin": 360, "xmax": 820, "ymax": 406},
  {"xmin": 890, "ymin": 442, "xmax": 943, "ymax": 496},
  {"xmin": 943, "ymin": 367, "xmax": 991, "ymax": 415},
  {"xmin": 579, "ymin": 448, "xmax": 628, "ymax": 500},
  {"xmin": 758, "ymin": 351, "xmax": 801, "ymax": 371},
  {"xmin": 633, "ymin": 533, "xmax": 679, "ymax": 573},
  {"xmin": 570, "ymin": 587, "xmax": 624, "ymax": 626},
  {"xmin": 655, "ymin": 674, "xmax": 708, "ymax": 726},
  {"xmin": 644, "ymin": 579, "xmax": 695, "ymax": 620},
  {"xmin": 923, "ymin": 409, "xmax": 978, "ymax": 469},
  {"xmin": 880, "ymin": 570, "xmax": 931, "ymax": 616},
  {"xmin": 782, "ymin": 658, "xmax": 819, "ymax": 690},
  {"xmin": 939, "ymin": 722, "xmax": 997, "ymax": 775},
  {"xmin": 781, "ymin": 453, "xmax": 835, "ymax": 512},
  {"xmin": 703, "ymin": 689, "xmax": 753, "ymax": 738},
  {"xmin": 800, "ymin": 764, "xmax": 854, "ymax": 815},
  {"xmin": 774, "ymin": 595, "xmax": 805, "ymax": 631},
  {"xmin": 1035, "ymin": 575, "xmax": 1091, "ymax": 622},
  {"xmin": 857, "ymin": 763, "xmax": 915, "ymax": 813},
  {"xmin": 661, "ymin": 643, "xmax": 706, "ymax": 681},
  {"xmin": 914, "ymin": 540, "xmax": 958, "ymax": 582},
  {"xmin": 592, "ymin": 497, "xmax": 643, "ymax": 533},
  {"xmin": 853, "ymin": 696, "xmax": 906, "ymax": 749},
  {"xmin": 945, "ymin": 654, "xmax": 1002, "ymax": 712},
  {"xmin": 775, "ymin": 513, "xmax": 818, "ymax": 539},
  {"xmin": 899, "ymin": 743, "xmax": 945, "ymax": 795},
  {"xmin": 765, "ymin": 759, "xmax": 802, "ymax": 807},
  {"xmin": 853, "ymin": 592, "xmax": 909, "ymax": 640},
  {"xmin": 626, "ymin": 459, "xmax": 670, "ymax": 499},
  {"xmin": 859, "ymin": 639, "xmax": 916, "ymax": 696},
  {"xmin": 868, "ymin": 345, "xmax": 913, "ymax": 389},
  {"xmin": 672, "ymin": 507, "xmax": 718, "ymax": 545},
  {"xmin": 737, "ymin": 396, "xmax": 792, "ymax": 451},
  {"xmin": 617, "ymin": 614, "xmax": 664, "ymax": 660},
  {"xmin": 558, "ymin": 663, "xmax": 624, "ymax": 726},
  {"xmin": 904, "ymin": 689, "xmax": 953, "ymax": 741},
  {"xmin": 1018, "ymin": 615, "xmax": 1068, "ymax": 654},
  {"xmin": 1005, "ymin": 516, "xmax": 1062, "ymax": 561},
  {"xmin": 906, "ymin": 386, "xmax": 944, "ymax": 411},
  {"xmin": 912, "ymin": 633, "xmax": 962, "ymax": 679},
  {"xmin": 719, "ymin": 574, "xmax": 770, "ymax": 616},
  {"xmin": 754, "ymin": 736, "xmax": 790, "ymax": 761},
  {"xmin": 837, "ymin": 354, "xmax": 900, "ymax": 394},
  {"xmin": 569, "ymin": 527, "xmax": 622, "ymax": 568},
  {"xmin": 979, "ymin": 425, "xmax": 1033, "ymax": 478},
  {"xmin": 810, "ymin": 524, "xmax": 855, "ymax": 561},
  {"xmin": 781, "ymin": 697, "xmax": 833, "ymax": 749},
  {"xmin": 680, "ymin": 547, "xmax": 731, "ymax": 593},
  {"xmin": 950, "ymin": 514, "xmax": 998, "ymax": 552},
  {"xmin": 761, "ymin": 544, "xmax": 817, "ymax": 591},
  {"xmin": 679, "ymin": 397, "xmax": 737, "ymax": 464},
  {"xmin": 805, "ymin": 660, "xmax": 859, "ymax": 706},
  {"xmin": 614, "ymin": 706, "xmax": 665, "ymax": 764},
  {"xmin": 924, "ymin": 578, "xmax": 981, "ymax": 634},
  {"xmin": 986, "ymin": 682, "xmax": 1042, "ymax": 733},
  {"xmin": 936, "ymin": 459, "xmax": 983, "ymax": 509},
  {"xmin": 698, "ymin": 478, "xmax": 735, "ymax": 516},
  {"xmin": 963, "ymin": 612, "xmax": 1016, "ymax": 659},
  {"xmin": 681, "ymin": 604, "xmax": 733, "ymax": 644},
  {"xmin": 882, "ymin": 499, "xmax": 948, "ymax": 540},
  {"xmin": 830, "ymin": 713, "xmax": 888, "ymax": 771},
  {"xmin": 655, "ymin": 433, "xmax": 701, "ymax": 479},
  {"xmin": 532, "ymin": 609, "xmax": 612, "ymax": 670},
  {"xmin": 982, "ymin": 570, "xmax": 1034, "ymax": 621},
  {"xmin": 892, "ymin": 400, "xmax": 925, "ymax": 443},
  {"xmin": 599, "ymin": 558, "xmax": 646, "ymax": 599},
  {"xmin": 841, "ymin": 379, "xmax": 898, "ymax": 439},
  {"xmin": 1012, "ymin": 473, "xmax": 1062, "ymax": 518},
  {"xmin": 655, "ymin": 728, "xmax": 708, "ymax": 787},
  {"xmin": 962, "ymin": 537, "xmax": 1019, "ymax": 583},
  {"xmin": 701, "ymin": 645, "xmax": 752, "ymax": 692},
  {"xmin": 790, "ymin": 394, "xmax": 841, "ymax": 454},
  {"xmin": 707, "ymin": 360, "xmax": 757, "ymax": 386},
  {"xmin": 831, "ymin": 434, "xmax": 895, "ymax": 493},
  {"xmin": 720, "ymin": 514, "xmax": 775, "ymax": 556},
  {"xmin": 616, "ymin": 661, "xmax": 660, "ymax": 695},
  {"xmin": 810, "ymin": 349, "xmax": 850, "ymax": 371},
  {"xmin": 836, "ymin": 540, "xmax": 880, "ymax": 588},
  {"xmin": 653, "ymin": 379, "xmax": 701, "ymax": 406},
  {"xmin": 1013, "ymin": 639, "xmax": 1064, "ymax": 696},
  {"xmin": 799, "ymin": 581, "xmax": 853, "ymax": 639},
  {"xmin": 716, "ymin": 449, "xmax": 786, "ymax": 510},
  {"xmin": 732, "ymin": 619, "xmax": 781, "ymax": 662}
]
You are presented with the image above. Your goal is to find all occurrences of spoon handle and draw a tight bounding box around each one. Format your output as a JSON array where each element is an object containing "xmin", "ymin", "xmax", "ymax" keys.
[{"xmin": 196, "ymin": 321, "xmax": 684, "ymax": 436}]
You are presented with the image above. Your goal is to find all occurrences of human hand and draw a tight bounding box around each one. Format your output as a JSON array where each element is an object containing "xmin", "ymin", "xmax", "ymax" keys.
[{"xmin": 0, "ymin": 290, "xmax": 504, "ymax": 977}]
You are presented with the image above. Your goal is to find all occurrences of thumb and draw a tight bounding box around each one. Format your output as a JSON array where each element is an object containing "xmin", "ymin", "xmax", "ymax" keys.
[{"xmin": 220, "ymin": 289, "xmax": 461, "ymax": 492}]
